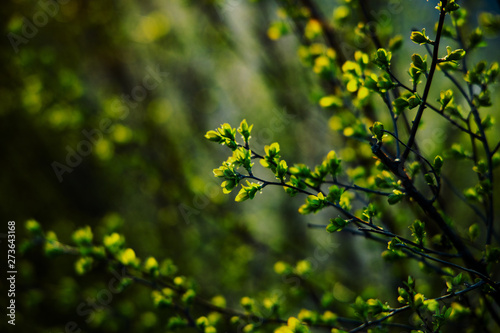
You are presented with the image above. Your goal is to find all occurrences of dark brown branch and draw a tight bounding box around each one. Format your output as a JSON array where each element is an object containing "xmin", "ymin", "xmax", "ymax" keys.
[
  {"xmin": 371, "ymin": 145, "xmax": 496, "ymax": 292},
  {"xmin": 348, "ymin": 280, "xmax": 486, "ymax": 333},
  {"xmin": 402, "ymin": 2, "xmax": 448, "ymax": 161}
]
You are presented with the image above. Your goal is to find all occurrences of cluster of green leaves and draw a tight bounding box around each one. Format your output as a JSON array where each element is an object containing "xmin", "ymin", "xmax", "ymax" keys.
[
  {"xmin": 25, "ymin": 219, "xmax": 403, "ymax": 333},
  {"xmin": 24, "ymin": 220, "xmax": 249, "ymax": 332},
  {"xmin": 205, "ymin": 119, "xmax": 404, "ymax": 241},
  {"xmin": 206, "ymin": 120, "xmax": 354, "ymax": 214},
  {"xmin": 205, "ymin": 0, "xmax": 500, "ymax": 332}
]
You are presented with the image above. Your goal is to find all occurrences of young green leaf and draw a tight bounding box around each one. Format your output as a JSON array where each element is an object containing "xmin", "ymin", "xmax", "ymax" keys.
[
  {"xmin": 238, "ymin": 119, "xmax": 253, "ymax": 143},
  {"xmin": 235, "ymin": 181, "xmax": 262, "ymax": 202},
  {"xmin": 481, "ymin": 115, "xmax": 495, "ymax": 130},
  {"xmin": 298, "ymin": 193, "xmax": 326, "ymax": 214},
  {"xmin": 167, "ymin": 316, "xmax": 188, "ymax": 330},
  {"xmin": 424, "ymin": 173, "xmax": 436, "ymax": 186},
  {"xmin": 326, "ymin": 217, "xmax": 349, "ymax": 233},
  {"xmin": 409, "ymin": 220, "xmax": 426, "ymax": 244},
  {"xmin": 438, "ymin": 89, "xmax": 454, "ymax": 109},
  {"xmin": 327, "ymin": 185, "xmax": 344, "ymax": 203},
  {"xmin": 261, "ymin": 142, "xmax": 281, "ymax": 171},
  {"xmin": 407, "ymin": 94, "xmax": 421, "ymax": 109},
  {"xmin": 442, "ymin": 46, "xmax": 466, "ymax": 62},
  {"xmin": 475, "ymin": 90, "xmax": 492, "ymax": 107},
  {"xmin": 377, "ymin": 73, "xmax": 396, "ymax": 91},
  {"xmin": 468, "ymin": 27, "xmax": 485, "ymax": 49},
  {"xmin": 373, "ymin": 48, "xmax": 392, "ymax": 69},
  {"xmin": 410, "ymin": 28, "xmax": 434, "ymax": 45},
  {"xmin": 411, "ymin": 53, "xmax": 427, "ymax": 73},
  {"xmin": 393, "ymin": 97, "xmax": 409, "ymax": 114},
  {"xmin": 388, "ymin": 190, "xmax": 405, "ymax": 205},
  {"xmin": 397, "ymin": 287, "xmax": 410, "ymax": 304},
  {"xmin": 433, "ymin": 155, "xmax": 444, "ymax": 176},
  {"xmin": 409, "ymin": 66, "xmax": 422, "ymax": 86},
  {"xmin": 388, "ymin": 237, "xmax": 404, "ymax": 252},
  {"xmin": 323, "ymin": 150, "xmax": 342, "ymax": 176},
  {"xmin": 388, "ymin": 35, "xmax": 404, "ymax": 51},
  {"xmin": 75, "ymin": 256, "xmax": 94, "ymax": 275},
  {"xmin": 205, "ymin": 130, "xmax": 223, "ymax": 143},
  {"xmin": 276, "ymin": 160, "xmax": 288, "ymax": 181},
  {"xmin": 72, "ymin": 225, "xmax": 93, "ymax": 246},
  {"xmin": 319, "ymin": 95, "xmax": 343, "ymax": 108},
  {"xmin": 371, "ymin": 122, "xmax": 384, "ymax": 141}
]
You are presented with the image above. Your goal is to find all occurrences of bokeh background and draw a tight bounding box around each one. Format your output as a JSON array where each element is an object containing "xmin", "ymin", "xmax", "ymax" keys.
[{"xmin": 2, "ymin": 0, "xmax": 500, "ymax": 332}]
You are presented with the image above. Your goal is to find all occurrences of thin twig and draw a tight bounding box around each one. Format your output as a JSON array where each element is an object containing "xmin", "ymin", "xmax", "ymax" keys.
[
  {"xmin": 492, "ymin": 141, "xmax": 500, "ymax": 156},
  {"xmin": 357, "ymin": 227, "xmax": 460, "ymax": 258},
  {"xmin": 441, "ymin": 175, "xmax": 488, "ymax": 224},
  {"xmin": 348, "ymin": 280, "xmax": 486, "ymax": 333},
  {"xmin": 397, "ymin": 244, "xmax": 497, "ymax": 288},
  {"xmin": 382, "ymin": 130, "xmax": 441, "ymax": 200},
  {"xmin": 403, "ymin": 4, "xmax": 450, "ymax": 161},
  {"xmin": 451, "ymin": 16, "xmax": 495, "ymax": 245},
  {"xmin": 387, "ymin": 69, "xmax": 481, "ymax": 139},
  {"xmin": 323, "ymin": 180, "xmax": 392, "ymax": 196},
  {"xmin": 382, "ymin": 91, "xmax": 401, "ymax": 158}
]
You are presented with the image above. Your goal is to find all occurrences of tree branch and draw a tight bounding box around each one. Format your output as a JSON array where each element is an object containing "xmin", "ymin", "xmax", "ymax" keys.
[
  {"xmin": 402, "ymin": 2, "xmax": 448, "ymax": 161},
  {"xmin": 348, "ymin": 280, "xmax": 486, "ymax": 333}
]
